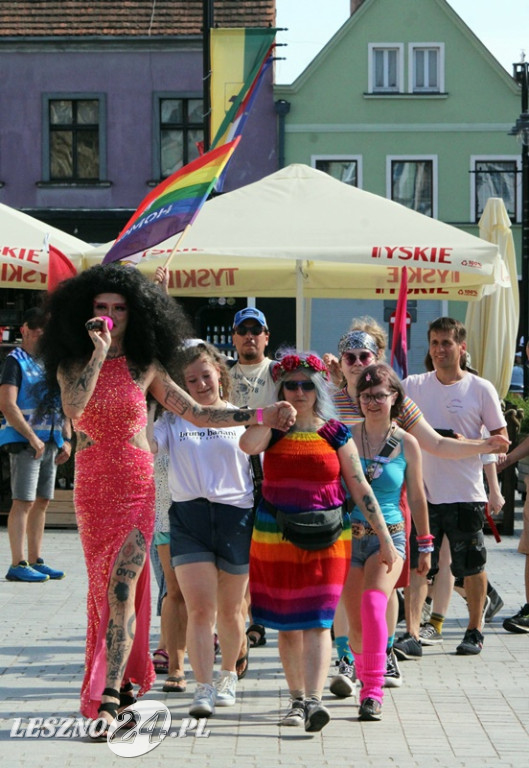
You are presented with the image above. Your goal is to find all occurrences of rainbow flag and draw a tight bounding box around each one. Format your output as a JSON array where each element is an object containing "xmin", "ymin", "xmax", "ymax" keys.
[
  {"xmin": 102, "ymin": 138, "xmax": 240, "ymax": 265},
  {"xmin": 390, "ymin": 266, "xmax": 409, "ymax": 379},
  {"xmin": 210, "ymin": 28, "xmax": 277, "ymax": 150}
]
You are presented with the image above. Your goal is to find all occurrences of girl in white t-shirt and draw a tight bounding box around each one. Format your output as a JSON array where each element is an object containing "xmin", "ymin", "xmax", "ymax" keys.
[{"xmin": 150, "ymin": 342, "xmax": 254, "ymax": 720}]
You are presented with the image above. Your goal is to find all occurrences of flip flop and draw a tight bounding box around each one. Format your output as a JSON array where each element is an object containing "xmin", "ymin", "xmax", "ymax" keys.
[
  {"xmin": 236, "ymin": 649, "xmax": 249, "ymax": 680},
  {"xmin": 152, "ymin": 648, "xmax": 169, "ymax": 674},
  {"xmin": 246, "ymin": 623, "xmax": 267, "ymax": 648},
  {"xmin": 162, "ymin": 675, "xmax": 187, "ymax": 693}
]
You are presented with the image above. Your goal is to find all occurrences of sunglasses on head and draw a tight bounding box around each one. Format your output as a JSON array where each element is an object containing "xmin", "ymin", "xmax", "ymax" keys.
[
  {"xmin": 234, "ymin": 325, "xmax": 265, "ymax": 336},
  {"xmin": 283, "ymin": 380, "xmax": 316, "ymax": 392},
  {"xmin": 343, "ymin": 351, "xmax": 374, "ymax": 365}
]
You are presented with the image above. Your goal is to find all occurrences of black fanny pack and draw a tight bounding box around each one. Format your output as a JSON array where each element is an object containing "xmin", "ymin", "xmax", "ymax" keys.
[{"xmin": 263, "ymin": 500, "xmax": 343, "ymax": 551}]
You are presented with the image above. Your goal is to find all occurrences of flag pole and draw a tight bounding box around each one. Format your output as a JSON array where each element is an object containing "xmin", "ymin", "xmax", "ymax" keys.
[
  {"xmin": 161, "ymin": 224, "xmax": 193, "ymax": 271},
  {"xmin": 203, "ymin": 0, "xmax": 214, "ymax": 152}
]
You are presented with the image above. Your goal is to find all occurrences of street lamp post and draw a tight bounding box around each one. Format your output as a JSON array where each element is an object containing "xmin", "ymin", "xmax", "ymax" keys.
[{"xmin": 509, "ymin": 60, "xmax": 529, "ymax": 396}]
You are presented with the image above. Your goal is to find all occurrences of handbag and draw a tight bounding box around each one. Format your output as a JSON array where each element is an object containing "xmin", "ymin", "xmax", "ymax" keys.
[{"xmin": 263, "ymin": 499, "xmax": 343, "ymax": 551}]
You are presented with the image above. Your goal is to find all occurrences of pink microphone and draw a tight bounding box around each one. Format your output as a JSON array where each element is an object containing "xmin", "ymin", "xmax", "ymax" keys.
[{"xmin": 85, "ymin": 315, "xmax": 114, "ymax": 331}]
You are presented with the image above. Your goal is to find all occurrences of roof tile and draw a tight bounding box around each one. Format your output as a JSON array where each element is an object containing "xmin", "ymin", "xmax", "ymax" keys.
[{"xmin": 0, "ymin": 1, "xmax": 276, "ymax": 37}]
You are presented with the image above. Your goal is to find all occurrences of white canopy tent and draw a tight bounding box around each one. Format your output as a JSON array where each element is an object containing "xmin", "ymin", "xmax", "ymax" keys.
[
  {"xmin": 87, "ymin": 164, "xmax": 508, "ymax": 346},
  {"xmin": 0, "ymin": 203, "xmax": 87, "ymax": 291}
]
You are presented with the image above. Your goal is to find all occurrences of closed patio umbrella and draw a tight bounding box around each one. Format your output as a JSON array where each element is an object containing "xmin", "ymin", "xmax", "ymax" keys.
[{"xmin": 465, "ymin": 197, "xmax": 519, "ymax": 398}]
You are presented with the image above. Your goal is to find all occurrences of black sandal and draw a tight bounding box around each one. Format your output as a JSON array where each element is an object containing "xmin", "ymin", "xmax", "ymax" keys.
[
  {"xmin": 91, "ymin": 687, "xmax": 120, "ymax": 742},
  {"xmin": 119, "ymin": 681, "xmax": 137, "ymax": 709},
  {"xmin": 246, "ymin": 623, "xmax": 267, "ymax": 648}
]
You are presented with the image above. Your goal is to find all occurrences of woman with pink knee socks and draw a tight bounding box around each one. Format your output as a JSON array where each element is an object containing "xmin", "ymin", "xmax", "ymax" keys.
[{"xmin": 343, "ymin": 363, "xmax": 431, "ymax": 720}]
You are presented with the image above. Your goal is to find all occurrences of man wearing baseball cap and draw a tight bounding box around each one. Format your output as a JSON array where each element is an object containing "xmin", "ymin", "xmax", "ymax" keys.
[
  {"xmin": 229, "ymin": 306, "xmax": 276, "ymax": 665},
  {"xmin": 229, "ymin": 307, "xmax": 276, "ymax": 408}
]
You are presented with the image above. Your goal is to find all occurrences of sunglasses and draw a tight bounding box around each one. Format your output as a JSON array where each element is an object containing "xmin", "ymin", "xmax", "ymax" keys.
[
  {"xmin": 283, "ymin": 381, "xmax": 316, "ymax": 392},
  {"xmin": 358, "ymin": 392, "xmax": 393, "ymax": 405},
  {"xmin": 343, "ymin": 351, "xmax": 374, "ymax": 365},
  {"xmin": 234, "ymin": 325, "xmax": 265, "ymax": 336}
]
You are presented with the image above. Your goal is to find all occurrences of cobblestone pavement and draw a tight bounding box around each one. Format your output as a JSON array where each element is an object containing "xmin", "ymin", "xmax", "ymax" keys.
[{"xmin": 1, "ymin": 510, "xmax": 529, "ymax": 768}]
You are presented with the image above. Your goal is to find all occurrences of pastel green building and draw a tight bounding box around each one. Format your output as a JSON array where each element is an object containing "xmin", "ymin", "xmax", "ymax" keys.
[{"xmin": 275, "ymin": 0, "xmax": 522, "ymax": 371}]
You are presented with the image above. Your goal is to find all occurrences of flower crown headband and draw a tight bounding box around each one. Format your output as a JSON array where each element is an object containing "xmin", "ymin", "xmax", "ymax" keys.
[{"xmin": 272, "ymin": 353, "xmax": 328, "ymax": 383}]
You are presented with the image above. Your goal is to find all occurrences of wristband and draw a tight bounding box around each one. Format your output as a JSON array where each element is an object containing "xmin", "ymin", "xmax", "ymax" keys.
[
  {"xmin": 256, "ymin": 408, "xmax": 264, "ymax": 426},
  {"xmin": 63, "ymin": 437, "xmax": 72, "ymax": 443},
  {"xmin": 418, "ymin": 545, "xmax": 434, "ymax": 553}
]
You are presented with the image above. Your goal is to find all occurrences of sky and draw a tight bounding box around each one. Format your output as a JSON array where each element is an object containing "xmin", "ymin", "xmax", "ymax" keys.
[{"xmin": 275, "ymin": 0, "xmax": 529, "ymax": 84}]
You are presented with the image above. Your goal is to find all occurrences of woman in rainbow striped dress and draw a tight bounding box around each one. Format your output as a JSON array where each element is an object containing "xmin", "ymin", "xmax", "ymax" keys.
[{"xmin": 239, "ymin": 350, "xmax": 399, "ymax": 734}]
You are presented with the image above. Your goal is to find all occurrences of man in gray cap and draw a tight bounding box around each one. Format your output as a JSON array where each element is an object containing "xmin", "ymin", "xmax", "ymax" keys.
[{"xmin": 229, "ymin": 307, "xmax": 276, "ymax": 408}]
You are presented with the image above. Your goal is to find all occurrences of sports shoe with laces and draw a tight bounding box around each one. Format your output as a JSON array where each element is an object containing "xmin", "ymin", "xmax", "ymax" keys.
[
  {"xmin": 503, "ymin": 603, "xmax": 529, "ymax": 633},
  {"xmin": 215, "ymin": 670, "xmax": 237, "ymax": 707},
  {"xmin": 358, "ymin": 697, "xmax": 382, "ymax": 721},
  {"xmin": 304, "ymin": 699, "xmax": 331, "ymax": 732},
  {"xmin": 419, "ymin": 622, "xmax": 443, "ymax": 646},
  {"xmin": 280, "ymin": 698, "xmax": 305, "ymax": 726},
  {"xmin": 5, "ymin": 560, "xmax": 49, "ymax": 583},
  {"xmin": 189, "ymin": 682, "xmax": 216, "ymax": 718},
  {"xmin": 485, "ymin": 587, "xmax": 504, "ymax": 623},
  {"xmin": 393, "ymin": 632, "xmax": 422, "ymax": 660},
  {"xmin": 384, "ymin": 648, "xmax": 402, "ymax": 688},
  {"xmin": 456, "ymin": 628, "xmax": 484, "ymax": 655},
  {"xmin": 30, "ymin": 558, "xmax": 65, "ymax": 580},
  {"xmin": 329, "ymin": 656, "xmax": 356, "ymax": 697}
]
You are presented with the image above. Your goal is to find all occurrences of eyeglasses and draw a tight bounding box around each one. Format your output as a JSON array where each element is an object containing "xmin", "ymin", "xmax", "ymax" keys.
[
  {"xmin": 358, "ymin": 392, "xmax": 393, "ymax": 405},
  {"xmin": 343, "ymin": 351, "xmax": 374, "ymax": 365},
  {"xmin": 234, "ymin": 325, "xmax": 265, "ymax": 336},
  {"xmin": 283, "ymin": 381, "xmax": 316, "ymax": 392}
]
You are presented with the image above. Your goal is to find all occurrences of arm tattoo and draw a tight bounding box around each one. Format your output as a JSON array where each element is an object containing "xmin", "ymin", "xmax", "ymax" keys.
[
  {"xmin": 164, "ymin": 387, "xmax": 191, "ymax": 416},
  {"xmin": 348, "ymin": 449, "xmax": 366, "ymax": 484},
  {"xmin": 61, "ymin": 359, "xmax": 103, "ymax": 412},
  {"xmin": 361, "ymin": 493, "xmax": 392, "ymax": 543},
  {"xmin": 164, "ymin": 385, "xmax": 253, "ymax": 425},
  {"xmin": 232, "ymin": 410, "xmax": 252, "ymax": 423}
]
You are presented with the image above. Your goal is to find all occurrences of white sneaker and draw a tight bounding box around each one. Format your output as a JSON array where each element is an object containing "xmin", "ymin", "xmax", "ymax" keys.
[
  {"xmin": 189, "ymin": 682, "xmax": 216, "ymax": 718},
  {"xmin": 280, "ymin": 698, "xmax": 305, "ymax": 726},
  {"xmin": 215, "ymin": 670, "xmax": 237, "ymax": 707}
]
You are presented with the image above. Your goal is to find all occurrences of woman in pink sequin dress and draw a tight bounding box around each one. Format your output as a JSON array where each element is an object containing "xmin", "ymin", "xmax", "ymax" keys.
[{"xmin": 39, "ymin": 265, "xmax": 296, "ymax": 734}]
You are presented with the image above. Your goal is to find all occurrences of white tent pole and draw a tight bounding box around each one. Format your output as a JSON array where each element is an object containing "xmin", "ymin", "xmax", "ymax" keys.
[
  {"xmin": 296, "ymin": 259, "xmax": 304, "ymax": 350},
  {"xmin": 304, "ymin": 297, "xmax": 312, "ymax": 349}
]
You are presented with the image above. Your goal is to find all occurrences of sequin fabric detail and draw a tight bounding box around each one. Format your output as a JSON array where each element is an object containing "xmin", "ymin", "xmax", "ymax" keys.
[{"xmin": 74, "ymin": 357, "xmax": 155, "ymax": 718}]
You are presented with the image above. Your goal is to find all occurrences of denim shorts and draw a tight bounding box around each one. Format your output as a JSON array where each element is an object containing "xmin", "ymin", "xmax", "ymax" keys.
[
  {"xmin": 9, "ymin": 442, "xmax": 58, "ymax": 501},
  {"xmin": 351, "ymin": 530, "xmax": 407, "ymax": 568},
  {"xmin": 409, "ymin": 501, "xmax": 486, "ymax": 578},
  {"xmin": 169, "ymin": 498, "xmax": 254, "ymax": 575}
]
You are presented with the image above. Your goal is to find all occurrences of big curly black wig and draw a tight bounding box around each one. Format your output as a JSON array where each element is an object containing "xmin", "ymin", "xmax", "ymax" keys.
[{"xmin": 39, "ymin": 264, "xmax": 193, "ymax": 397}]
